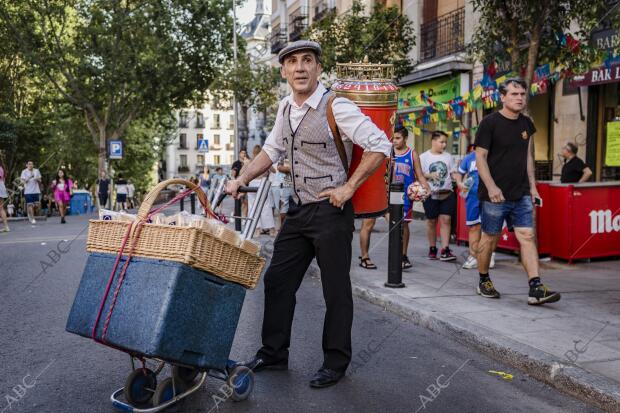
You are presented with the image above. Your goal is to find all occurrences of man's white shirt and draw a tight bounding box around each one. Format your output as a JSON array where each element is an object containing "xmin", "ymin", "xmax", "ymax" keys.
[{"xmin": 262, "ymin": 83, "xmax": 392, "ymax": 163}]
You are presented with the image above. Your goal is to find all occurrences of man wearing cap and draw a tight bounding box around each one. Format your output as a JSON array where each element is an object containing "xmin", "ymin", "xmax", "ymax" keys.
[{"xmin": 226, "ymin": 40, "xmax": 391, "ymax": 388}]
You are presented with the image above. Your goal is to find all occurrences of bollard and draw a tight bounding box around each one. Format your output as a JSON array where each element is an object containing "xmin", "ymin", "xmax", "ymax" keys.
[
  {"xmin": 180, "ymin": 195, "xmax": 184, "ymax": 211},
  {"xmin": 190, "ymin": 192, "xmax": 196, "ymax": 214},
  {"xmin": 385, "ymin": 181, "xmax": 405, "ymax": 288},
  {"xmin": 234, "ymin": 198, "xmax": 242, "ymax": 231}
]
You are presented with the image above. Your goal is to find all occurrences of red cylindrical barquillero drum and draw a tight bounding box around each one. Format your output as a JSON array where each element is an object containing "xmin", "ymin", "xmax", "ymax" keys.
[{"xmin": 331, "ymin": 58, "xmax": 399, "ymax": 218}]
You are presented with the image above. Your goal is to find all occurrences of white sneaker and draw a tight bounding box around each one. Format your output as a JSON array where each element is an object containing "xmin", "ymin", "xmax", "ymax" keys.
[
  {"xmin": 30, "ymin": 218, "xmax": 36, "ymax": 224},
  {"xmin": 490, "ymin": 252, "xmax": 496, "ymax": 269},
  {"xmin": 462, "ymin": 255, "xmax": 478, "ymax": 269}
]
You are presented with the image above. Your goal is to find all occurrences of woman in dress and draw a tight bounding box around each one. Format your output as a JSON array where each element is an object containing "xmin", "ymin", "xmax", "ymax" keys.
[
  {"xmin": 51, "ymin": 168, "xmax": 73, "ymax": 224},
  {"xmin": 0, "ymin": 155, "xmax": 10, "ymax": 232}
]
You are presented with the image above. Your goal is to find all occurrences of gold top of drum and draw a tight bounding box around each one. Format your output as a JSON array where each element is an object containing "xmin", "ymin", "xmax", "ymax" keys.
[
  {"xmin": 332, "ymin": 56, "xmax": 398, "ymax": 107},
  {"xmin": 335, "ymin": 56, "xmax": 395, "ymax": 82}
]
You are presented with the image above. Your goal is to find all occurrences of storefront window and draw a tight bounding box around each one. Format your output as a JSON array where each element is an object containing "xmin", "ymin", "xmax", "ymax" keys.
[{"xmin": 602, "ymin": 82, "xmax": 620, "ymax": 181}]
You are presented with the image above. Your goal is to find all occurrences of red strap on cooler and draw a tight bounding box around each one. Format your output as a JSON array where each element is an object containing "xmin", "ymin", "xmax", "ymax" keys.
[{"xmin": 91, "ymin": 186, "xmax": 219, "ymax": 347}]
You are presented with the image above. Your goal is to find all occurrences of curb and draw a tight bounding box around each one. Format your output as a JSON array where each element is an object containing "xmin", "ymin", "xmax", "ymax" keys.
[
  {"xmin": 352, "ymin": 283, "xmax": 620, "ymax": 413},
  {"xmin": 260, "ymin": 243, "xmax": 620, "ymax": 412}
]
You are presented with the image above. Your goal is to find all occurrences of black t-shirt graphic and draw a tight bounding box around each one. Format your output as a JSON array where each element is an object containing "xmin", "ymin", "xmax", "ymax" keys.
[
  {"xmin": 561, "ymin": 157, "xmax": 587, "ymax": 183},
  {"xmin": 475, "ymin": 111, "xmax": 536, "ymax": 202}
]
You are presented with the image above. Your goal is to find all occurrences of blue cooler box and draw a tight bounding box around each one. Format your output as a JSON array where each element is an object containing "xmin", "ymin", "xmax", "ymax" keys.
[
  {"xmin": 66, "ymin": 252, "xmax": 246, "ymax": 370},
  {"xmin": 69, "ymin": 192, "xmax": 92, "ymax": 215}
]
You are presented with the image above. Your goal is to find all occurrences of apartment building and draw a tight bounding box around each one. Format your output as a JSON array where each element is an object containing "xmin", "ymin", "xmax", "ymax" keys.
[
  {"xmin": 270, "ymin": 0, "xmax": 401, "ymax": 63},
  {"xmin": 164, "ymin": 103, "xmax": 236, "ymax": 180}
]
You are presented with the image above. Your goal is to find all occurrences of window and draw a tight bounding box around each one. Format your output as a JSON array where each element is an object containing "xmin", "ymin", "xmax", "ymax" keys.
[
  {"xmin": 230, "ymin": 154, "xmax": 235, "ymax": 164},
  {"xmin": 195, "ymin": 112, "xmax": 205, "ymax": 128},
  {"xmin": 179, "ymin": 111, "xmax": 188, "ymax": 128},
  {"xmin": 213, "ymin": 134, "xmax": 220, "ymax": 145},
  {"xmin": 196, "ymin": 133, "xmax": 203, "ymax": 148},
  {"xmin": 197, "ymin": 154, "xmax": 204, "ymax": 165},
  {"xmin": 212, "ymin": 114, "xmax": 221, "ymax": 129},
  {"xmin": 180, "ymin": 154, "xmax": 188, "ymax": 167},
  {"xmin": 179, "ymin": 133, "xmax": 187, "ymax": 149},
  {"xmin": 229, "ymin": 114, "xmax": 235, "ymax": 129},
  {"xmin": 214, "ymin": 155, "xmax": 221, "ymax": 165}
]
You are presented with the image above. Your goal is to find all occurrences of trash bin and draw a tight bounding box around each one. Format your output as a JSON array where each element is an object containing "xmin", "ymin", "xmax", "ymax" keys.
[{"xmin": 70, "ymin": 190, "xmax": 92, "ymax": 215}]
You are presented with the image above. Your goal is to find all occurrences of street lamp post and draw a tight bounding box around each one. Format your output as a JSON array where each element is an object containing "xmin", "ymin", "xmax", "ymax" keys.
[{"xmin": 232, "ymin": 0, "xmax": 240, "ymax": 161}]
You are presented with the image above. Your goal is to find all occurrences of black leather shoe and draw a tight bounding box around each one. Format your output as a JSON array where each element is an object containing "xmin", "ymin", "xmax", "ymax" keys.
[
  {"xmin": 236, "ymin": 355, "xmax": 288, "ymax": 372},
  {"xmin": 309, "ymin": 368, "xmax": 345, "ymax": 388}
]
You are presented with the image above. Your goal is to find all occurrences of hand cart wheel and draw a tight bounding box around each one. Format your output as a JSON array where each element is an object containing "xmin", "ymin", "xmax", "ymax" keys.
[
  {"xmin": 152, "ymin": 377, "xmax": 186, "ymax": 406},
  {"xmin": 226, "ymin": 365, "xmax": 255, "ymax": 402},
  {"xmin": 123, "ymin": 368, "xmax": 157, "ymax": 407}
]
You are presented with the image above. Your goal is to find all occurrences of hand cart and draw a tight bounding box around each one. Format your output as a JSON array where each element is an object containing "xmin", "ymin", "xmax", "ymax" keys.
[{"xmin": 97, "ymin": 178, "xmax": 272, "ymax": 412}]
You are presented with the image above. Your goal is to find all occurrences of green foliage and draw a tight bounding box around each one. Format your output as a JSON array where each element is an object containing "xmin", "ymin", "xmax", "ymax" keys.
[
  {"xmin": 0, "ymin": 0, "xmax": 235, "ymax": 172},
  {"xmin": 302, "ymin": 1, "xmax": 415, "ymax": 79},
  {"xmin": 111, "ymin": 112, "xmax": 176, "ymax": 194},
  {"xmin": 468, "ymin": 0, "xmax": 620, "ymax": 82}
]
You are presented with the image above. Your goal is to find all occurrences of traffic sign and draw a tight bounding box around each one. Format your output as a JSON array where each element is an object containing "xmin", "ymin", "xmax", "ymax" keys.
[
  {"xmin": 109, "ymin": 140, "xmax": 123, "ymax": 159},
  {"xmin": 197, "ymin": 139, "xmax": 209, "ymax": 153}
]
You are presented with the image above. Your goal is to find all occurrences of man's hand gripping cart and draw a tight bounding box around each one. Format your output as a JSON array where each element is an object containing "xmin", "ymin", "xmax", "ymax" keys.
[{"xmin": 65, "ymin": 178, "xmax": 272, "ymax": 412}]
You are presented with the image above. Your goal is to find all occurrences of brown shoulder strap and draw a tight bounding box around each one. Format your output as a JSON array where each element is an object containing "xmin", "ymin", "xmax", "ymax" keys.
[{"xmin": 326, "ymin": 94, "xmax": 349, "ymax": 174}]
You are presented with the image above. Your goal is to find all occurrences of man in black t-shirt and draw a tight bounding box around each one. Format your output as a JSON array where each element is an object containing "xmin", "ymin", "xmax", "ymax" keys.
[
  {"xmin": 96, "ymin": 170, "xmax": 111, "ymax": 209},
  {"xmin": 475, "ymin": 78, "xmax": 561, "ymax": 306},
  {"xmin": 231, "ymin": 149, "xmax": 248, "ymax": 178},
  {"xmin": 560, "ymin": 142, "xmax": 592, "ymax": 183}
]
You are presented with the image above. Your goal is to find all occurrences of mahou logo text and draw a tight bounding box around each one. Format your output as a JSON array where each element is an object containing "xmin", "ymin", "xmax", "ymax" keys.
[{"xmin": 589, "ymin": 210, "xmax": 620, "ymax": 234}]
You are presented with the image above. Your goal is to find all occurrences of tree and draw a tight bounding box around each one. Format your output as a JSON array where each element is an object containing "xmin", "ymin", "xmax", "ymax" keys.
[
  {"xmin": 211, "ymin": 49, "xmax": 280, "ymax": 150},
  {"xmin": 468, "ymin": 0, "xmax": 620, "ymax": 87},
  {"xmin": 302, "ymin": 1, "xmax": 415, "ymax": 79},
  {"xmin": 0, "ymin": 0, "xmax": 235, "ymax": 174}
]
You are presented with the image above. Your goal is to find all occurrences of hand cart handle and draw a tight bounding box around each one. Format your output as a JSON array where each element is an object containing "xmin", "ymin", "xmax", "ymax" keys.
[{"xmin": 213, "ymin": 185, "xmax": 257, "ymax": 209}]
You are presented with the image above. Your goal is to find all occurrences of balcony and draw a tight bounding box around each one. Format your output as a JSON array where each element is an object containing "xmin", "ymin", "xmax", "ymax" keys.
[
  {"xmin": 226, "ymin": 142, "xmax": 235, "ymax": 151},
  {"xmin": 419, "ymin": 7, "xmax": 465, "ymax": 63},
  {"xmin": 313, "ymin": 3, "xmax": 335, "ymax": 23},
  {"xmin": 177, "ymin": 166, "xmax": 190, "ymax": 173},
  {"xmin": 195, "ymin": 119, "xmax": 205, "ymax": 128},
  {"xmin": 271, "ymin": 28, "xmax": 288, "ymax": 54},
  {"xmin": 289, "ymin": 7, "xmax": 308, "ymax": 42},
  {"xmin": 178, "ymin": 119, "xmax": 188, "ymax": 128},
  {"xmin": 211, "ymin": 123, "xmax": 221, "ymax": 130}
]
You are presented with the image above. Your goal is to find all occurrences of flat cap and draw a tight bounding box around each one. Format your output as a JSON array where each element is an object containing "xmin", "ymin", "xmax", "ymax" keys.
[{"xmin": 278, "ymin": 40, "xmax": 322, "ymax": 64}]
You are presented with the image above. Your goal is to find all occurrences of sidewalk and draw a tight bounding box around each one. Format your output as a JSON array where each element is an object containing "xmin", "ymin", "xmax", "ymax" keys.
[{"xmin": 342, "ymin": 217, "xmax": 620, "ymax": 412}]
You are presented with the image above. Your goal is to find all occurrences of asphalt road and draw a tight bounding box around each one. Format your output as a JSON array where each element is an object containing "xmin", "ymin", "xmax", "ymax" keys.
[{"xmin": 0, "ymin": 215, "xmax": 601, "ymax": 413}]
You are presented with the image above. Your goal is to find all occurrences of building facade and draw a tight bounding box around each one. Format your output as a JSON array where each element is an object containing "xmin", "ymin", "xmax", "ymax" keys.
[
  {"xmin": 164, "ymin": 103, "xmax": 236, "ymax": 180},
  {"xmin": 242, "ymin": 0, "xmax": 272, "ymax": 151}
]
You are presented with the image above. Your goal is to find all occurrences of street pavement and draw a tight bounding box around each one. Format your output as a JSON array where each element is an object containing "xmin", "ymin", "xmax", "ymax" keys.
[
  {"xmin": 347, "ymin": 216, "xmax": 620, "ymax": 412},
  {"xmin": 0, "ymin": 213, "xmax": 602, "ymax": 412}
]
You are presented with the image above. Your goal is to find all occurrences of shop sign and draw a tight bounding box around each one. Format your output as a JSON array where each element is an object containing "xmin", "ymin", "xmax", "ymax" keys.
[
  {"xmin": 398, "ymin": 75, "xmax": 460, "ymax": 109},
  {"xmin": 569, "ymin": 62, "xmax": 620, "ymax": 88},
  {"xmin": 591, "ymin": 28, "xmax": 619, "ymax": 50}
]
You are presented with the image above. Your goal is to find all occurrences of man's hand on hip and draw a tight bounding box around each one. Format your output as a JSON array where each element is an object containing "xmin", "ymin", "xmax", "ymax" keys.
[{"xmin": 319, "ymin": 184, "xmax": 355, "ymax": 209}]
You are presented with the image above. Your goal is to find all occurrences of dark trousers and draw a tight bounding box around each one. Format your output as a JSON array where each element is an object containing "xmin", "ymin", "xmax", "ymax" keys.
[
  {"xmin": 257, "ymin": 199, "xmax": 354, "ymax": 373},
  {"xmin": 99, "ymin": 193, "xmax": 108, "ymax": 209}
]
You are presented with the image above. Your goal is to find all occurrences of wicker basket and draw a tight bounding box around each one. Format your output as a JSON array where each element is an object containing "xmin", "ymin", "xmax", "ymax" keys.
[{"xmin": 86, "ymin": 178, "xmax": 265, "ymax": 289}]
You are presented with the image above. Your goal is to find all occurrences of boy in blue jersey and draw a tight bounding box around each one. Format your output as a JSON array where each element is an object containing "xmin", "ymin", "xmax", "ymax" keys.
[
  {"xmin": 456, "ymin": 145, "xmax": 495, "ymax": 270},
  {"xmin": 393, "ymin": 127, "xmax": 430, "ymax": 268},
  {"xmin": 358, "ymin": 127, "xmax": 430, "ymax": 270}
]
